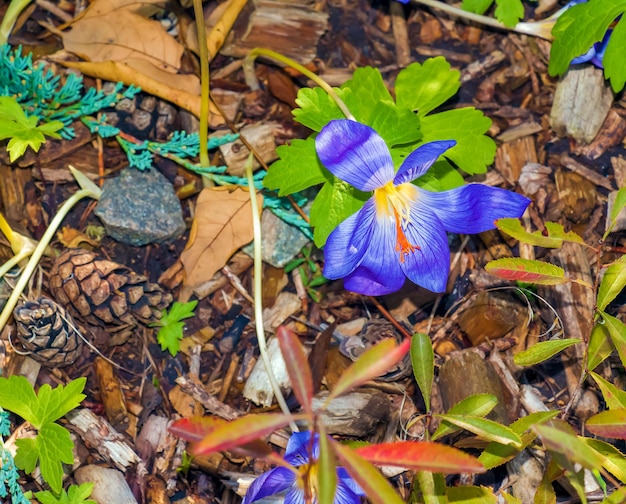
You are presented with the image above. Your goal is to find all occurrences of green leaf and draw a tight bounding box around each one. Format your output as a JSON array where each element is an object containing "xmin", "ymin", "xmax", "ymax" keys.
[
  {"xmin": 479, "ymin": 411, "xmax": 559, "ymax": 469},
  {"xmin": 495, "ymin": 218, "xmax": 584, "ymax": 248},
  {"xmin": 598, "ymin": 256, "xmax": 626, "ymax": 311},
  {"xmin": 589, "ymin": 371, "xmax": 626, "ymax": 410},
  {"xmin": 603, "ymin": 486, "xmax": 626, "ymax": 504},
  {"xmin": 395, "ymin": 57, "xmax": 460, "ymax": 116},
  {"xmin": 582, "ymin": 438, "xmax": 626, "ymax": 483},
  {"xmin": 599, "ymin": 311, "xmax": 626, "ymax": 368},
  {"xmin": 318, "ymin": 424, "xmax": 337, "ymax": 504},
  {"xmin": 420, "ymin": 108, "xmax": 495, "ymax": 175},
  {"xmin": 35, "ymin": 483, "xmax": 96, "ymax": 504},
  {"xmin": 154, "ymin": 300, "xmax": 198, "ymax": 357},
  {"xmin": 447, "ymin": 485, "xmax": 498, "ymax": 503},
  {"xmin": 604, "ymin": 15, "xmax": 626, "ymax": 92},
  {"xmin": 534, "ymin": 424, "xmax": 606, "ymax": 470},
  {"xmin": 34, "ymin": 377, "xmax": 87, "ymax": 426},
  {"xmin": 494, "ymin": 0, "xmax": 525, "ymax": 28},
  {"xmin": 342, "ymin": 67, "xmax": 394, "ymax": 125},
  {"xmin": 485, "ymin": 258, "xmax": 568, "ymax": 285},
  {"xmin": 38, "ymin": 422, "xmax": 76, "ymax": 493},
  {"xmin": 293, "ymin": 87, "xmax": 345, "ymax": 132},
  {"xmin": 309, "ymin": 176, "xmax": 369, "ymax": 247},
  {"xmin": 513, "ymin": 339, "xmax": 580, "ymax": 367},
  {"xmin": 0, "ymin": 375, "xmax": 39, "ymax": 425},
  {"xmin": 415, "ymin": 160, "xmax": 465, "ymax": 191},
  {"xmin": 14, "ymin": 437, "xmax": 39, "ymax": 474},
  {"xmin": 411, "ymin": 333, "xmax": 434, "ymax": 412},
  {"xmin": 609, "ymin": 187, "xmax": 626, "ymax": 228},
  {"xmin": 264, "ymin": 138, "xmax": 327, "ymax": 196},
  {"xmin": 435, "ymin": 414, "xmax": 522, "ymax": 447},
  {"xmin": 432, "ymin": 394, "xmax": 498, "ymax": 440},
  {"xmin": 369, "ymin": 102, "xmax": 422, "ymax": 147},
  {"xmin": 588, "ymin": 322, "xmax": 615, "ymax": 371},
  {"xmin": 549, "ymin": 0, "xmax": 626, "ymax": 91}
]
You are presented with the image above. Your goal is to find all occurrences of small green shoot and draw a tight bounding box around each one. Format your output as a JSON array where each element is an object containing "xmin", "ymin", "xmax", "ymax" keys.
[
  {"xmin": 0, "ymin": 96, "xmax": 63, "ymax": 162},
  {"xmin": 34, "ymin": 483, "xmax": 96, "ymax": 504},
  {"xmin": 0, "ymin": 376, "xmax": 86, "ymax": 494},
  {"xmin": 152, "ymin": 300, "xmax": 198, "ymax": 356}
]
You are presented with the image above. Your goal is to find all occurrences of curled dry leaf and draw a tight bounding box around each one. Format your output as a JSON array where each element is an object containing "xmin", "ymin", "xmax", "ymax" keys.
[
  {"xmin": 180, "ymin": 187, "xmax": 263, "ymax": 301},
  {"xmin": 57, "ymin": 226, "xmax": 101, "ymax": 249}
]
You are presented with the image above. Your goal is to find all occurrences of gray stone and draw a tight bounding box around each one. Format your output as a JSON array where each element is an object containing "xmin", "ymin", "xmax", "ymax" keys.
[{"xmin": 95, "ymin": 168, "xmax": 185, "ymax": 246}]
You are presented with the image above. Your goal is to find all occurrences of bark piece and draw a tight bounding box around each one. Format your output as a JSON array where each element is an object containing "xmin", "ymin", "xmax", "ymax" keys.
[
  {"xmin": 95, "ymin": 356, "xmax": 129, "ymax": 432},
  {"xmin": 75, "ymin": 465, "xmax": 138, "ymax": 504},
  {"xmin": 574, "ymin": 108, "xmax": 626, "ymax": 160},
  {"xmin": 495, "ymin": 136, "xmax": 538, "ymax": 184},
  {"xmin": 550, "ymin": 66, "xmax": 613, "ymax": 144}
]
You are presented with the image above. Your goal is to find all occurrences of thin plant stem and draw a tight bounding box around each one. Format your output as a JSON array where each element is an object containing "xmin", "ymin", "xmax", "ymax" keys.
[
  {"xmin": 0, "ymin": 213, "xmax": 15, "ymax": 245},
  {"xmin": 243, "ymin": 48, "xmax": 355, "ymax": 120},
  {"xmin": 245, "ymin": 154, "xmax": 298, "ymax": 432},
  {"xmin": 0, "ymin": 183, "xmax": 100, "ymax": 334},
  {"xmin": 0, "ymin": 250, "xmax": 29, "ymax": 280},
  {"xmin": 192, "ymin": 0, "xmax": 210, "ymax": 179}
]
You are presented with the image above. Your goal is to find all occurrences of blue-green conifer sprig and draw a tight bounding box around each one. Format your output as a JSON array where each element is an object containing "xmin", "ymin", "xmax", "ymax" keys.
[{"xmin": 0, "ymin": 411, "xmax": 30, "ymax": 504}]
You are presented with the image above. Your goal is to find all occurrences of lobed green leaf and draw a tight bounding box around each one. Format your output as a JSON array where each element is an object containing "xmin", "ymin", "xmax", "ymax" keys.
[
  {"xmin": 293, "ymin": 86, "xmax": 345, "ymax": 132},
  {"xmin": 38, "ymin": 422, "xmax": 76, "ymax": 493}
]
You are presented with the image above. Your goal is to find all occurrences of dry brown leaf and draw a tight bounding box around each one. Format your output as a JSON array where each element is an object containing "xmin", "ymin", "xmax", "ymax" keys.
[
  {"xmin": 58, "ymin": 59, "xmax": 223, "ymax": 124},
  {"xmin": 180, "ymin": 187, "xmax": 263, "ymax": 301},
  {"xmin": 77, "ymin": 0, "xmax": 165, "ymax": 19},
  {"xmin": 62, "ymin": 10, "xmax": 183, "ymax": 73},
  {"xmin": 57, "ymin": 226, "xmax": 101, "ymax": 249}
]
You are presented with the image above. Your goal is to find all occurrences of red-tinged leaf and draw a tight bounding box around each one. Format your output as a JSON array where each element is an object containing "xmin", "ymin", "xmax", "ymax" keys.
[
  {"xmin": 496, "ymin": 218, "xmax": 563, "ymax": 248},
  {"xmin": 534, "ymin": 425, "xmax": 605, "ymax": 469},
  {"xmin": 581, "ymin": 438, "xmax": 626, "ymax": 483},
  {"xmin": 332, "ymin": 440, "xmax": 405, "ymax": 504},
  {"xmin": 589, "ymin": 372, "xmax": 626, "ymax": 410},
  {"xmin": 586, "ymin": 409, "xmax": 626, "ymax": 440},
  {"xmin": 318, "ymin": 423, "xmax": 337, "ymax": 504},
  {"xmin": 513, "ymin": 339, "xmax": 580, "ymax": 367},
  {"xmin": 327, "ymin": 337, "xmax": 410, "ymax": 401},
  {"xmin": 355, "ymin": 441, "xmax": 484, "ymax": 474},
  {"xmin": 277, "ymin": 326, "xmax": 313, "ymax": 414},
  {"xmin": 411, "ymin": 333, "xmax": 434, "ymax": 412},
  {"xmin": 191, "ymin": 413, "xmax": 295, "ymax": 456},
  {"xmin": 169, "ymin": 416, "xmax": 227, "ymax": 442},
  {"xmin": 598, "ymin": 256, "xmax": 626, "ymax": 311},
  {"xmin": 599, "ymin": 312, "xmax": 626, "ymax": 369},
  {"xmin": 435, "ymin": 415, "xmax": 522, "ymax": 448},
  {"xmin": 485, "ymin": 258, "xmax": 567, "ymax": 285}
]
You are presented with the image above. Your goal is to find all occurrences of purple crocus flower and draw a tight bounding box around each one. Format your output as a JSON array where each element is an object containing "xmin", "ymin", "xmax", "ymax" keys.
[
  {"xmin": 243, "ymin": 431, "xmax": 364, "ymax": 504},
  {"xmin": 316, "ymin": 120, "xmax": 530, "ymax": 296}
]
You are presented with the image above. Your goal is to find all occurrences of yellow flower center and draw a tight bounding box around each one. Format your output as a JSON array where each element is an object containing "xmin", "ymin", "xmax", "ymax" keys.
[
  {"xmin": 374, "ymin": 181, "xmax": 420, "ymax": 262},
  {"xmin": 297, "ymin": 462, "xmax": 319, "ymax": 503}
]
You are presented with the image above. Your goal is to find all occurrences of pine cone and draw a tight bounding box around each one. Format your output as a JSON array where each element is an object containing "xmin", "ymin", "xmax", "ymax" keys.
[
  {"xmin": 48, "ymin": 248, "xmax": 172, "ymax": 328},
  {"xmin": 13, "ymin": 297, "xmax": 83, "ymax": 367}
]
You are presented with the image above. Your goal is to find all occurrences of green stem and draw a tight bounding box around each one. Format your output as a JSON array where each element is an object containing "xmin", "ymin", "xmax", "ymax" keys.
[
  {"xmin": 243, "ymin": 48, "xmax": 355, "ymax": 120},
  {"xmin": 411, "ymin": 0, "xmax": 556, "ymax": 41},
  {"xmin": 0, "ymin": 213, "xmax": 15, "ymax": 246},
  {"xmin": 245, "ymin": 154, "xmax": 298, "ymax": 432},
  {"xmin": 0, "ymin": 0, "xmax": 33, "ymax": 45},
  {"xmin": 192, "ymin": 0, "xmax": 211, "ymax": 179},
  {"xmin": 0, "ymin": 186, "xmax": 100, "ymax": 334},
  {"xmin": 0, "ymin": 250, "xmax": 30, "ymax": 280}
]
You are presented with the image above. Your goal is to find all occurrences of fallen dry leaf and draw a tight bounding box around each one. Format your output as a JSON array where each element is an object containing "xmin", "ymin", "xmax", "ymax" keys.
[
  {"xmin": 57, "ymin": 226, "xmax": 101, "ymax": 249},
  {"xmin": 62, "ymin": 10, "xmax": 183, "ymax": 73},
  {"xmin": 75, "ymin": 0, "xmax": 164, "ymax": 20},
  {"xmin": 179, "ymin": 187, "xmax": 263, "ymax": 301}
]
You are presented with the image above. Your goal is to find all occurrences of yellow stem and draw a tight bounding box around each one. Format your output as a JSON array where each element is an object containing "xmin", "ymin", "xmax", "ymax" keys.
[
  {"xmin": 192, "ymin": 0, "xmax": 210, "ymax": 178},
  {"xmin": 243, "ymin": 48, "xmax": 355, "ymax": 121},
  {"xmin": 0, "ymin": 213, "xmax": 15, "ymax": 245}
]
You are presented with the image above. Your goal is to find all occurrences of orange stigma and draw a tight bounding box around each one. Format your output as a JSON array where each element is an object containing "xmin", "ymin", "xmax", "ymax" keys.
[{"xmin": 393, "ymin": 208, "xmax": 420, "ymax": 262}]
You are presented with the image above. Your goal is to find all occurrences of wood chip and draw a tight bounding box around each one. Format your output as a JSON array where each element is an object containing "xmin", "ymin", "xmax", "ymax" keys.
[{"xmin": 560, "ymin": 154, "xmax": 615, "ymax": 191}]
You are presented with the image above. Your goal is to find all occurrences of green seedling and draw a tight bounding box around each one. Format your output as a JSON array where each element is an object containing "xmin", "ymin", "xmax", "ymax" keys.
[
  {"xmin": 152, "ymin": 300, "xmax": 198, "ymax": 357},
  {"xmin": 34, "ymin": 483, "xmax": 96, "ymax": 504}
]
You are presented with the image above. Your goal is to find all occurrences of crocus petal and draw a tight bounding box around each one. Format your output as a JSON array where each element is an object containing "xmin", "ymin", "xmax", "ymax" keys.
[
  {"xmin": 342, "ymin": 216, "xmax": 406, "ymax": 295},
  {"xmin": 284, "ymin": 487, "xmax": 306, "ymax": 504},
  {"xmin": 242, "ymin": 467, "xmax": 295, "ymax": 504},
  {"xmin": 284, "ymin": 431, "xmax": 316, "ymax": 466},
  {"xmin": 335, "ymin": 480, "xmax": 366, "ymax": 504},
  {"xmin": 316, "ymin": 120, "xmax": 394, "ymax": 191},
  {"xmin": 571, "ymin": 46, "xmax": 597, "ymax": 65},
  {"xmin": 323, "ymin": 199, "xmax": 376, "ymax": 280},
  {"xmin": 393, "ymin": 140, "xmax": 456, "ymax": 186},
  {"xmin": 337, "ymin": 468, "xmax": 366, "ymax": 497},
  {"xmin": 397, "ymin": 204, "xmax": 451, "ymax": 293},
  {"xmin": 416, "ymin": 184, "xmax": 530, "ymax": 234}
]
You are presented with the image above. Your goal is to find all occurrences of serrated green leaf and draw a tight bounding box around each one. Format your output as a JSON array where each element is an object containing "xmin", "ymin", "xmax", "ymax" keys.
[
  {"xmin": 461, "ymin": 0, "xmax": 493, "ymax": 15},
  {"xmin": 599, "ymin": 312, "xmax": 626, "ymax": 369},
  {"xmin": 420, "ymin": 108, "xmax": 495, "ymax": 175},
  {"xmin": 342, "ymin": 67, "xmax": 394, "ymax": 125},
  {"xmin": 36, "ymin": 483, "xmax": 96, "ymax": 504},
  {"xmin": 310, "ymin": 176, "xmax": 369, "ymax": 247},
  {"xmin": 589, "ymin": 371, "xmax": 626, "ymax": 410},
  {"xmin": 485, "ymin": 258, "xmax": 568, "ymax": 285},
  {"xmin": 293, "ymin": 86, "xmax": 346, "ymax": 132},
  {"xmin": 0, "ymin": 375, "xmax": 39, "ymax": 424},
  {"xmin": 603, "ymin": 485, "xmax": 626, "ymax": 503},
  {"xmin": 369, "ymin": 102, "xmax": 421, "ymax": 147},
  {"xmin": 38, "ymin": 422, "xmax": 75, "ymax": 493},
  {"xmin": 33, "ymin": 377, "xmax": 86, "ymax": 427},
  {"xmin": 514, "ymin": 339, "xmax": 580, "ymax": 367},
  {"xmin": 535, "ymin": 424, "xmax": 606, "ymax": 470},
  {"xmin": 447, "ymin": 485, "xmax": 498, "ymax": 503},
  {"xmin": 264, "ymin": 138, "xmax": 327, "ymax": 196},
  {"xmin": 159, "ymin": 300, "xmax": 197, "ymax": 325},
  {"xmin": 414, "ymin": 160, "xmax": 465, "ymax": 191},
  {"xmin": 411, "ymin": 333, "xmax": 434, "ymax": 412},
  {"xmin": 432, "ymin": 394, "xmax": 498, "ymax": 441},
  {"xmin": 7, "ymin": 129, "xmax": 46, "ymax": 162},
  {"xmin": 157, "ymin": 322, "xmax": 185, "ymax": 356},
  {"xmin": 549, "ymin": 1, "xmax": 626, "ymax": 80},
  {"xmin": 588, "ymin": 322, "xmax": 614, "ymax": 371},
  {"xmin": 14, "ymin": 437, "xmax": 39, "ymax": 474},
  {"xmin": 395, "ymin": 57, "xmax": 460, "ymax": 116},
  {"xmin": 598, "ymin": 256, "xmax": 626, "ymax": 311},
  {"xmin": 604, "ymin": 17, "xmax": 626, "ymax": 92},
  {"xmin": 496, "ymin": 218, "xmax": 585, "ymax": 248},
  {"xmin": 494, "ymin": 0, "xmax": 525, "ymax": 28},
  {"xmin": 583, "ymin": 438, "xmax": 626, "ymax": 483},
  {"xmin": 0, "ymin": 96, "xmax": 32, "ymax": 127},
  {"xmin": 436, "ymin": 414, "xmax": 522, "ymax": 447}
]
